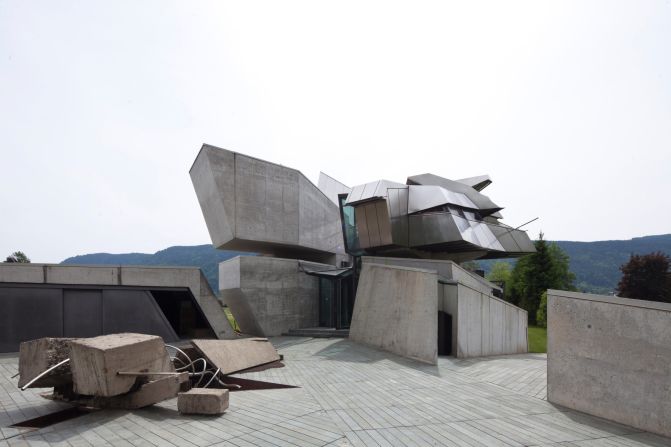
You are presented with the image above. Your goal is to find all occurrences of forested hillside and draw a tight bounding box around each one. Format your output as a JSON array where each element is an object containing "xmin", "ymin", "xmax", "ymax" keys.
[
  {"xmin": 61, "ymin": 234, "xmax": 671, "ymax": 296},
  {"xmin": 479, "ymin": 234, "xmax": 671, "ymax": 294}
]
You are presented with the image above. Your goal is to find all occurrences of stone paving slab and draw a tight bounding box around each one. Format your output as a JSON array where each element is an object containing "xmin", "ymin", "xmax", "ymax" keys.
[{"xmin": 2, "ymin": 338, "xmax": 670, "ymax": 446}]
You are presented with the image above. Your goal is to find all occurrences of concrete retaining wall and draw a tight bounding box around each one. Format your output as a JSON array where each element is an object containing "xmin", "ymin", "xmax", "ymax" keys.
[
  {"xmin": 547, "ymin": 290, "xmax": 671, "ymax": 438},
  {"xmin": 219, "ymin": 256, "xmax": 327, "ymax": 337},
  {"xmin": 441, "ymin": 282, "xmax": 527, "ymax": 358},
  {"xmin": 349, "ymin": 263, "xmax": 438, "ymax": 364},
  {"xmin": 361, "ymin": 256, "xmax": 500, "ymax": 296},
  {"xmin": 0, "ymin": 263, "xmax": 233, "ymax": 339},
  {"xmin": 361, "ymin": 256, "xmax": 526, "ymax": 359}
]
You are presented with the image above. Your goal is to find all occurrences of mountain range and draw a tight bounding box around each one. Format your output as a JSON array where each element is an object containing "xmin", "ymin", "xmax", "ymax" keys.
[{"xmin": 62, "ymin": 234, "xmax": 671, "ymax": 295}]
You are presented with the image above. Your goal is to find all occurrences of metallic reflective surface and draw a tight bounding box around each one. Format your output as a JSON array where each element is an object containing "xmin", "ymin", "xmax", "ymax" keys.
[
  {"xmin": 345, "ymin": 180, "xmax": 406, "ymax": 206},
  {"xmin": 407, "ymin": 173, "xmax": 502, "ymax": 216},
  {"xmin": 341, "ymin": 172, "xmax": 535, "ymax": 261}
]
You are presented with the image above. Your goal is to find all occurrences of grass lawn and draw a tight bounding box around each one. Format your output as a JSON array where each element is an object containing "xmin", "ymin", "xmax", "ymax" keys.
[{"xmin": 528, "ymin": 325, "xmax": 547, "ymax": 353}]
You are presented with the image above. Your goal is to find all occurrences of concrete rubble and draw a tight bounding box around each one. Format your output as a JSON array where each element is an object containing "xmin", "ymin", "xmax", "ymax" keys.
[
  {"xmin": 18, "ymin": 337, "xmax": 73, "ymax": 389},
  {"xmin": 69, "ymin": 333, "xmax": 175, "ymax": 397},
  {"xmin": 17, "ymin": 332, "xmax": 283, "ymax": 415},
  {"xmin": 178, "ymin": 389, "xmax": 229, "ymax": 415}
]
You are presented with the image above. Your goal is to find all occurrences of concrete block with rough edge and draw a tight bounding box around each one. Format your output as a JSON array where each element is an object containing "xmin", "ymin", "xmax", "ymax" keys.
[
  {"xmin": 69, "ymin": 333, "xmax": 174, "ymax": 397},
  {"xmin": 18, "ymin": 337, "xmax": 74, "ymax": 388},
  {"xmin": 178, "ymin": 388, "xmax": 229, "ymax": 415},
  {"xmin": 89, "ymin": 372, "xmax": 188, "ymax": 409}
]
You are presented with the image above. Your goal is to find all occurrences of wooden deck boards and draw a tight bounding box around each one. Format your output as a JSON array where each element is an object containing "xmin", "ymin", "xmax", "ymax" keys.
[{"xmin": 1, "ymin": 338, "xmax": 669, "ymax": 446}]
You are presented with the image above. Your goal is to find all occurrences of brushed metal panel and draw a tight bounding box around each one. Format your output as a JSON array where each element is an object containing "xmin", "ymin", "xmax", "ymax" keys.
[{"xmin": 408, "ymin": 185, "xmax": 477, "ymax": 213}]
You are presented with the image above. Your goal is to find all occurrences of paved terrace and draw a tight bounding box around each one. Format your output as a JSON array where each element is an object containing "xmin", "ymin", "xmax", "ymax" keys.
[{"xmin": 1, "ymin": 337, "xmax": 669, "ymax": 447}]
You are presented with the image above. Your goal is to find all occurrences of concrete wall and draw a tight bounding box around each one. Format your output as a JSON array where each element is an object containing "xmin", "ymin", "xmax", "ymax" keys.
[
  {"xmin": 191, "ymin": 144, "xmax": 346, "ymax": 263},
  {"xmin": 547, "ymin": 290, "xmax": 671, "ymax": 438},
  {"xmin": 349, "ymin": 263, "xmax": 438, "ymax": 364},
  {"xmin": 361, "ymin": 256, "xmax": 526, "ymax": 359},
  {"xmin": 219, "ymin": 256, "xmax": 328, "ymax": 337},
  {"xmin": 0, "ymin": 263, "xmax": 234, "ymax": 339},
  {"xmin": 361, "ymin": 256, "xmax": 500, "ymax": 296},
  {"xmin": 441, "ymin": 282, "xmax": 527, "ymax": 358}
]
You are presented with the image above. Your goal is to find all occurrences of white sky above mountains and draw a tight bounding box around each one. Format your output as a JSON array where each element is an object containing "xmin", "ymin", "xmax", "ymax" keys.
[{"xmin": 1, "ymin": 1, "xmax": 670, "ymax": 263}]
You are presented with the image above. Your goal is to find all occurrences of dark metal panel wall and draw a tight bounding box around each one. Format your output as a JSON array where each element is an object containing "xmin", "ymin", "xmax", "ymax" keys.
[
  {"xmin": 0, "ymin": 285, "xmax": 181, "ymax": 352},
  {"xmin": 0, "ymin": 287, "xmax": 63, "ymax": 352},
  {"xmin": 102, "ymin": 290, "xmax": 179, "ymax": 342},
  {"xmin": 63, "ymin": 289, "xmax": 102, "ymax": 338}
]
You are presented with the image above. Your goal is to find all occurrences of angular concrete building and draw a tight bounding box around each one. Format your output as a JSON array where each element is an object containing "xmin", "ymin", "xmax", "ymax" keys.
[
  {"xmin": 190, "ymin": 145, "xmax": 347, "ymax": 265},
  {"xmin": 191, "ymin": 144, "xmax": 535, "ymax": 362}
]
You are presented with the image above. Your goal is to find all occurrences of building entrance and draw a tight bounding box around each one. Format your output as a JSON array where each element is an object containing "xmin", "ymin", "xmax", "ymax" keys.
[{"xmin": 304, "ymin": 267, "xmax": 354, "ymax": 329}]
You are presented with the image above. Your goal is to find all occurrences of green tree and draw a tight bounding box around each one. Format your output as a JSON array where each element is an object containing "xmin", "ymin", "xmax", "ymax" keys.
[
  {"xmin": 508, "ymin": 233, "xmax": 575, "ymax": 324},
  {"xmin": 4, "ymin": 251, "xmax": 30, "ymax": 263},
  {"xmin": 617, "ymin": 252, "xmax": 670, "ymax": 303},
  {"xmin": 486, "ymin": 261, "xmax": 512, "ymax": 299}
]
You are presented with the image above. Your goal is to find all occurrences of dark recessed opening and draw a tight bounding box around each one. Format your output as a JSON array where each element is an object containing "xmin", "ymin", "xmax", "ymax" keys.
[
  {"xmin": 438, "ymin": 311, "xmax": 452, "ymax": 356},
  {"xmin": 150, "ymin": 290, "xmax": 216, "ymax": 339}
]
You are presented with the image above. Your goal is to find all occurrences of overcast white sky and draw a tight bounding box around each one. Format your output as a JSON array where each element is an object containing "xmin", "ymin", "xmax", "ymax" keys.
[{"xmin": 1, "ymin": 1, "xmax": 670, "ymax": 263}]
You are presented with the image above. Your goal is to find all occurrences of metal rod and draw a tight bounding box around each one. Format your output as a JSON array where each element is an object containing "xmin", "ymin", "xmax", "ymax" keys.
[
  {"xmin": 176, "ymin": 357, "xmax": 205, "ymax": 372},
  {"xmin": 194, "ymin": 359, "xmax": 209, "ymax": 387},
  {"xmin": 215, "ymin": 377, "xmax": 242, "ymax": 389},
  {"xmin": 116, "ymin": 371, "xmax": 182, "ymax": 376},
  {"xmin": 165, "ymin": 344, "xmax": 194, "ymax": 374},
  {"xmin": 20, "ymin": 358, "xmax": 70, "ymax": 391},
  {"xmin": 203, "ymin": 368, "xmax": 221, "ymax": 388},
  {"xmin": 487, "ymin": 216, "xmax": 540, "ymax": 245}
]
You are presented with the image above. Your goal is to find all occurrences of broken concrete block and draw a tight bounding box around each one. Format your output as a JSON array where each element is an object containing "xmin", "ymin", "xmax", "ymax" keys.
[
  {"xmin": 57, "ymin": 372, "xmax": 189, "ymax": 409},
  {"xmin": 69, "ymin": 333, "xmax": 174, "ymax": 397},
  {"xmin": 96, "ymin": 372, "xmax": 188, "ymax": 409},
  {"xmin": 18, "ymin": 338, "xmax": 74, "ymax": 389},
  {"xmin": 178, "ymin": 388, "xmax": 229, "ymax": 415},
  {"xmin": 191, "ymin": 338, "xmax": 280, "ymax": 375}
]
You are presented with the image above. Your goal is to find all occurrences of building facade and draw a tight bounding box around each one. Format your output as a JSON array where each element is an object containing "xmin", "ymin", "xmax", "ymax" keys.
[{"xmin": 191, "ymin": 144, "xmax": 535, "ymax": 362}]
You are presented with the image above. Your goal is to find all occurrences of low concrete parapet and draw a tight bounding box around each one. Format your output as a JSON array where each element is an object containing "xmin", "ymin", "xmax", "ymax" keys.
[
  {"xmin": 441, "ymin": 281, "xmax": 527, "ymax": 358},
  {"xmin": 359, "ymin": 257, "xmax": 527, "ymax": 359},
  {"xmin": 547, "ymin": 289, "xmax": 671, "ymax": 438}
]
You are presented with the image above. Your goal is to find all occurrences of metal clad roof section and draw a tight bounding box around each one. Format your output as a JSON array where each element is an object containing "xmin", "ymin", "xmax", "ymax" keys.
[
  {"xmin": 406, "ymin": 173, "xmax": 502, "ymax": 215},
  {"xmin": 455, "ymin": 175, "xmax": 493, "ymax": 191},
  {"xmin": 345, "ymin": 179, "xmax": 406, "ymax": 206}
]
